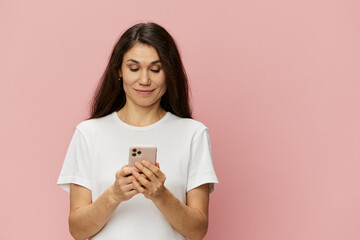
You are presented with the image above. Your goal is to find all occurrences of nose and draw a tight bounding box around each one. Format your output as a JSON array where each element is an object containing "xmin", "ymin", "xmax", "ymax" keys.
[{"xmin": 139, "ymin": 70, "xmax": 151, "ymax": 86}]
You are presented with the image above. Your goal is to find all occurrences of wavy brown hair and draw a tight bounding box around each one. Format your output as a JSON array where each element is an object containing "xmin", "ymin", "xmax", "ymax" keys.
[{"xmin": 87, "ymin": 22, "xmax": 192, "ymax": 120}]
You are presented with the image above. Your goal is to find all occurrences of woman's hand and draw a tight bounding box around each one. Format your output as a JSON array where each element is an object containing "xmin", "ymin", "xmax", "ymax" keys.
[
  {"xmin": 111, "ymin": 164, "xmax": 139, "ymax": 203},
  {"xmin": 132, "ymin": 161, "xmax": 210, "ymax": 239},
  {"xmin": 131, "ymin": 160, "xmax": 166, "ymax": 200}
]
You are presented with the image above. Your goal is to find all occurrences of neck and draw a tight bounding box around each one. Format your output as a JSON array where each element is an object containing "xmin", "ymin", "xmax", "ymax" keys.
[{"xmin": 117, "ymin": 103, "xmax": 167, "ymax": 127}]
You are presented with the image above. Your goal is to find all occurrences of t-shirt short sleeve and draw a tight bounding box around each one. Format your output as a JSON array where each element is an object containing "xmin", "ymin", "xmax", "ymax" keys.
[
  {"xmin": 187, "ymin": 127, "xmax": 219, "ymax": 193},
  {"xmin": 57, "ymin": 126, "xmax": 92, "ymax": 193}
]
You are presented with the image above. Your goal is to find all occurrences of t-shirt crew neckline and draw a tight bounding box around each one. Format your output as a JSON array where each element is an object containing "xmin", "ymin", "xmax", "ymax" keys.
[{"xmin": 112, "ymin": 111, "xmax": 171, "ymax": 131}]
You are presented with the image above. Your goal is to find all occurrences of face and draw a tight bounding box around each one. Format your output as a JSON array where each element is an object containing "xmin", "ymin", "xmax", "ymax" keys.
[{"xmin": 119, "ymin": 43, "xmax": 167, "ymax": 109}]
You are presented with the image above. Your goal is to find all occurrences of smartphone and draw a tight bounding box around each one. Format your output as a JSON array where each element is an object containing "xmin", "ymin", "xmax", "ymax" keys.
[{"xmin": 128, "ymin": 145, "xmax": 157, "ymax": 167}]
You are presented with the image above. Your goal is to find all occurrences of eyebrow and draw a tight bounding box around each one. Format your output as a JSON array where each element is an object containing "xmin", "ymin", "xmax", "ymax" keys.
[{"xmin": 126, "ymin": 59, "xmax": 161, "ymax": 64}]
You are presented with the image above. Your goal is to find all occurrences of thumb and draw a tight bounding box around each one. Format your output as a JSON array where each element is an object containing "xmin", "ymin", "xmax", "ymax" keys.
[{"xmin": 115, "ymin": 169, "xmax": 122, "ymax": 179}]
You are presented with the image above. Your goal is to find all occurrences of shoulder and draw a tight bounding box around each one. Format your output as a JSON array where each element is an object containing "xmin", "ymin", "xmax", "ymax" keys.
[
  {"xmin": 74, "ymin": 112, "xmax": 115, "ymax": 136},
  {"xmin": 167, "ymin": 113, "xmax": 209, "ymax": 137}
]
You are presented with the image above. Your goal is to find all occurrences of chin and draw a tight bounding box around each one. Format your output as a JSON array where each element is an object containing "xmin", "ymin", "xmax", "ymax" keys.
[
  {"xmin": 126, "ymin": 93, "xmax": 163, "ymax": 108},
  {"xmin": 134, "ymin": 100, "xmax": 160, "ymax": 108}
]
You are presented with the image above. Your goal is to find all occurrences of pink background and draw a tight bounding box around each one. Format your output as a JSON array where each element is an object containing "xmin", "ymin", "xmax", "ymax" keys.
[{"xmin": 1, "ymin": 0, "xmax": 359, "ymax": 239}]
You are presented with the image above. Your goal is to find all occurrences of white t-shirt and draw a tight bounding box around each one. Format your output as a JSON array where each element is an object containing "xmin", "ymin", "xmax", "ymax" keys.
[{"xmin": 57, "ymin": 111, "xmax": 218, "ymax": 240}]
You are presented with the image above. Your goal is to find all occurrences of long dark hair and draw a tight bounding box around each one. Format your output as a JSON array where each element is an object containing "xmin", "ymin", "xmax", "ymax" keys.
[{"xmin": 87, "ymin": 22, "xmax": 192, "ymax": 120}]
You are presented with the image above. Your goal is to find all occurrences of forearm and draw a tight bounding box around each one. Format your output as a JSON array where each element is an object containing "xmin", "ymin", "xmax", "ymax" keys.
[
  {"xmin": 152, "ymin": 187, "xmax": 208, "ymax": 240},
  {"xmin": 69, "ymin": 185, "xmax": 120, "ymax": 240}
]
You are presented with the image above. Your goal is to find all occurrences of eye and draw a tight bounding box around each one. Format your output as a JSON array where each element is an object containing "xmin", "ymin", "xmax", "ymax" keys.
[
  {"xmin": 130, "ymin": 68, "xmax": 139, "ymax": 72},
  {"xmin": 150, "ymin": 69, "xmax": 160, "ymax": 73}
]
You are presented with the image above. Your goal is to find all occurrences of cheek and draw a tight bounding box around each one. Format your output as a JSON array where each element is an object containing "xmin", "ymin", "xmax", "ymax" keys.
[
  {"xmin": 122, "ymin": 80, "xmax": 135, "ymax": 96},
  {"xmin": 158, "ymin": 74, "xmax": 167, "ymax": 89},
  {"xmin": 158, "ymin": 81, "xmax": 167, "ymax": 95},
  {"xmin": 122, "ymin": 75, "xmax": 137, "ymax": 87},
  {"xmin": 122, "ymin": 81, "xmax": 130, "ymax": 91},
  {"xmin": 162, "ymin": 82, "xmax": 167, "ymax": 92}
]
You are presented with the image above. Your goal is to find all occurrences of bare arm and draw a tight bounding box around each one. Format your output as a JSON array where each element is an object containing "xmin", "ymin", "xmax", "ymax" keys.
[
  {"xmin": 132, "ymin": 161, "xmax": 210, "ymax": 240},
  {"xmin": 69, "ymin": 165, "xmax": 138, "ymax": 240},
  {"xmin": 153, "ymin": 185, "xmax": 209, "ymax": 240}
]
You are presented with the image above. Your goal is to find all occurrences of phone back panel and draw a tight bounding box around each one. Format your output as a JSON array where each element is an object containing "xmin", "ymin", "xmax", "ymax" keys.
[{"xmin": 128, "ymin": 145, "xmax": 157, "ymax": 167}]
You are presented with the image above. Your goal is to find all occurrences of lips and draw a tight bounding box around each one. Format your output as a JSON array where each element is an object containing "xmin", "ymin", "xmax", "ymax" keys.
[{"xmin": 135, "ymin": 89, "xmax": 154, "ymax": 95}]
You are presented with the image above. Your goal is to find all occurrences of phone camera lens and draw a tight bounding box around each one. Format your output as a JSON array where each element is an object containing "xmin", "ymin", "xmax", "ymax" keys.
[
  {"xmin": 132, "ymin": 148, "xmax": 137, "ymax": 152},
  {"xmin": 137, "ymin": 151, "xmax": 141, "ymax": 155},
  {"xmin": 132, "ymin": 153, "xmax": 136, "ymax": 157}
]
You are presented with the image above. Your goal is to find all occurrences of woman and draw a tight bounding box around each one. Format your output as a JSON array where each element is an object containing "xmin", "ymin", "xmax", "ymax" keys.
[{"xmin": 57, "ymin": 22, "xmax": 218, "ymax": 240}]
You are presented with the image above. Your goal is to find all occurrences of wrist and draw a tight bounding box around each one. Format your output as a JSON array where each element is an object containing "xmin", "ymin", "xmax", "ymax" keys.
[
  {"xmin": 107, "ymin": 184, "xmax": 123, "ymax": 205},
  {"xmin": 151, "ymin": 186, "xmax": 168, "ymax": 203}
]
